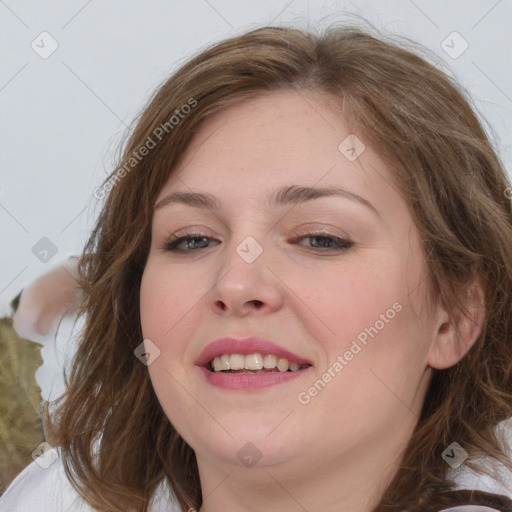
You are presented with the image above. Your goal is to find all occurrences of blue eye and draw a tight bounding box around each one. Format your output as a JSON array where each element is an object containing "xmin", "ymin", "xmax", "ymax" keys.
[
  {"xmin": 161, "ymin": 232, "xmax": 353, "ymax": 253},
  {"xmin": 163, "ymin": 233, "xmax": 218, "ymax": 252},
  {"xmin": 290, "ymin": 232, "xmax": 354, "ymax": 252}
]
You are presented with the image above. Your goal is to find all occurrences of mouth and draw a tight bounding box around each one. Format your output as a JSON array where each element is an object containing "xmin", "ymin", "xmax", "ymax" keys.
[
  {"xmin": 196, "ymin": 336, "xmax": 313, "ymax": 389},
  {"xmin": 207, "ymin": 353, "xmax": 312, "ymax": 374}
]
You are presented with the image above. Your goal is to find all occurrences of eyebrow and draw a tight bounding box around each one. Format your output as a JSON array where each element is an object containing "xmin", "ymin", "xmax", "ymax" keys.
[{"xmin": 153, "ymin": 185, "xmax": 379, "ymax": 217}]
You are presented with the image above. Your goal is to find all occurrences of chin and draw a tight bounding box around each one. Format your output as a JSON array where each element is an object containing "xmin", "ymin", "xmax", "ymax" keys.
[{"xmin": 182, "ymin": 414, "xmax": 309, "ymax": 470}]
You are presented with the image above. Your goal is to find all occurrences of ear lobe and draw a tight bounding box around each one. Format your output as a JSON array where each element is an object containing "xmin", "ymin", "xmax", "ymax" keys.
[{"xmin": 427, "ymin": 280, "xmax": 485, "ymax": 370}]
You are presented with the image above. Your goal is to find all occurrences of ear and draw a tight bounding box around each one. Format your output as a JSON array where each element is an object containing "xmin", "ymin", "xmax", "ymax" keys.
[{"xmin": 427, "ymin": 279, "xmax": 485, "ymax": 370}]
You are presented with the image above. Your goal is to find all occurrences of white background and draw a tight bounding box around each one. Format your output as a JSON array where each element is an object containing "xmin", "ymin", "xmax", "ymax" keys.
[{"xmin": 1, "ymin": 0, "xmax": 511, "ymax": 314}]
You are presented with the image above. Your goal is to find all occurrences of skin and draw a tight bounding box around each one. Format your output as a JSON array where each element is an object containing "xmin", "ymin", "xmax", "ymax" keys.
[
  {"xmin": 13, "ymin": 257, "xmax": 81, "ymax": 340},
  {"xmin": 139, "ymin": 90, "xmax": 483, "ymax": 512}
]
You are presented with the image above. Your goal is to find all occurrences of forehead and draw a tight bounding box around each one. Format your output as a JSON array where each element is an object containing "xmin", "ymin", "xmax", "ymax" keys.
[{"xmin": 157, "ymin": 90, "xmax": 399, "ymax": 210}]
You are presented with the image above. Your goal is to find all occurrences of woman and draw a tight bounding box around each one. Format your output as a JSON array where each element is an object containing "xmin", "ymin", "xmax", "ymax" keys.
[{"xmin": 1, "ymin": 24, "xmax": 512, "ymax": 512}]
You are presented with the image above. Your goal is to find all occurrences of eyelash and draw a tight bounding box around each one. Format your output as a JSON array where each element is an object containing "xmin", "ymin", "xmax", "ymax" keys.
[{"xmin": 161, "ymin": 231, "xmax": 354, "ymax": 253}]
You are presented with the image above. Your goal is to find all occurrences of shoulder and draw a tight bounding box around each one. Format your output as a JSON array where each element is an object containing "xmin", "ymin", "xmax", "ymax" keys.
[
  {"xmin": 0, "ymin": 448, "xmax": 94, "ymax": 511},
  {"xmin": 447, "ymin": 417, "xmax": 512, "ymax": 500},
  {"xmin": 438, "ymin": 507, "xmax": 505, "ymax": 511},
  {"xmin": 0, "ymin": 448, "xmax": 181, "ymax": 512}
]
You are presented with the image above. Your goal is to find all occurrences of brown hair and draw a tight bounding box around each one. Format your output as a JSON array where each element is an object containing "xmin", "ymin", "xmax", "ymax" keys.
[{"xmin": 52, "ymin": 24, "xmax": 512, "ymax": 511}]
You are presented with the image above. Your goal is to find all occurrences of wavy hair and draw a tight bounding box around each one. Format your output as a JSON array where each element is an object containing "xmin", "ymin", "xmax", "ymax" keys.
[{"xmin": 52, "ymin": 24, "xmax": 512, "ymax": 512}]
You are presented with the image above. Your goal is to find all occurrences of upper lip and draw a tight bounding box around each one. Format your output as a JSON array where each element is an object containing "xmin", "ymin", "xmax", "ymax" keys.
[{"xmin": 196, "ymin": 337, "xmax": 313, "ymax": 367}]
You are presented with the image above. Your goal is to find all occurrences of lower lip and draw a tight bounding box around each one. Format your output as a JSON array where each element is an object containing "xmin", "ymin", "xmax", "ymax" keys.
[{"xmin": 198, "ymin": 366, "xmax": 310, "ymax": 390}]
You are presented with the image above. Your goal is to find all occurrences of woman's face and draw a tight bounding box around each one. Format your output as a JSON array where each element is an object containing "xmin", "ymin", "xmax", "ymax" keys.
[{"xmin": 140, "ymin": 90, "xmax": 442, "ymax": 494}]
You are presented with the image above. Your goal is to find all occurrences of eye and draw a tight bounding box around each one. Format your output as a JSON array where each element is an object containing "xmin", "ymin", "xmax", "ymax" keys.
[
  {"xmin": 161, "ymin": 232, "xmax": 219, "ymax": 252},
  {"xmin": 290, "ymin": 232, "xmax": 354, "ymax": 252},
  {"xmin": 159, "ymin": 231, "xmax": 353, "ymax": 254}
]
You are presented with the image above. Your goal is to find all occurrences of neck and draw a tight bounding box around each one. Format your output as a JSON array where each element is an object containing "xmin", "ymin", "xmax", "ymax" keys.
[{"xmin": 196, "ymin": 432, "xmax": 409, "ymax": 512}]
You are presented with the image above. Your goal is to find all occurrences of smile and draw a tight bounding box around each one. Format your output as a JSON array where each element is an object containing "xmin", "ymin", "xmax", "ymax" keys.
[
  {"xmin": 209, "ymin": 353, "xmax": 311, "ymax": 373},
  {"xmin": 196, "ymin": 336, "xmax": 313, "ymax": 390}
]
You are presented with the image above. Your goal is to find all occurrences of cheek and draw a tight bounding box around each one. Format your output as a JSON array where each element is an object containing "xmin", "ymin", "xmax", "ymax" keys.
[
  {"xmin": 139, "ymin": 259, "xmax": 201, "ymax": 341},
  {"xmin": 140, "ymin": 268, "xmax": 170, "ymax": 340},
  {"xmin": 139, "ymin": 262, "xmax": 201, "ymax": 429},
  {"xmin": 299, "ymin": 267, "xmax": 398, "ymax": 347},
  {"xmin": 140, "ymin": 264, "xmax": 193, "ymax": 380},
  {"xmin": 310, "ymin": 260, "xmax": 429, "ymax": 369}
]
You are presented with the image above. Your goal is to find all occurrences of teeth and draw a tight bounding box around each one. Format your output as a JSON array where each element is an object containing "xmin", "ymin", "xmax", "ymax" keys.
[
  {"xmin": 263, "ymin": 354, "xmax": 277, "ymax": 368},
  {"xmin": 277, "ymin": 358, "xmax": 288, "ymax": 372},
  {"xmin": 245, "ymin": 353, "xmax": 263, "ymax": 370},
  {"xmin": 229, "ymin": 354, "xmax": 245, "ymax": 371},
  {"xmin": 220, "ymin": 354, "xmax": 231, "ymax": 370},
  {"xmin": 210, "ymin": 353, "xmax": 305, "ymax": 373},
  {"xmin": 212, "ymin": 357, "xmax": 222, "ymax": 372}
]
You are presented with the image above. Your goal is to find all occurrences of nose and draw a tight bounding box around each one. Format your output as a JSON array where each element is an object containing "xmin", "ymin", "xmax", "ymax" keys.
[{"xmin": 207, "ymin": 237, "xmax": 284, "ymax": 317}]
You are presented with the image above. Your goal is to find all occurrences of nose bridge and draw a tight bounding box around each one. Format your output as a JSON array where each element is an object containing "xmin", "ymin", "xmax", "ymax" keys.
[
  {"xmin": 216, "ymin": 231, "xmax": 266, "ymax": 288},
  {"xmin": 207, "ymin": 226, "xmax": 283, "ymax": 315},
  {"xmin": 218, "ymin": 215, "xmax": 267, "ymax": 272}
]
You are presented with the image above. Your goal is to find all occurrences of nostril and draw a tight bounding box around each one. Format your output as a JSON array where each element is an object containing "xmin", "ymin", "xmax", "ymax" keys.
[{"xmin": 213, "ymin": 299, "xmax": 264, "ymax": 312}]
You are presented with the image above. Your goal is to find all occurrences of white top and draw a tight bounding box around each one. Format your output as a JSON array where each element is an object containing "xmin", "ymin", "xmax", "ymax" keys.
[
  {"xmin": 0, "ymin": 447, "xmax": 180, "ymax": 512},
  {"xmin": 0, "ymin": 441, "xmax": 510, "ymax": 512}
]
